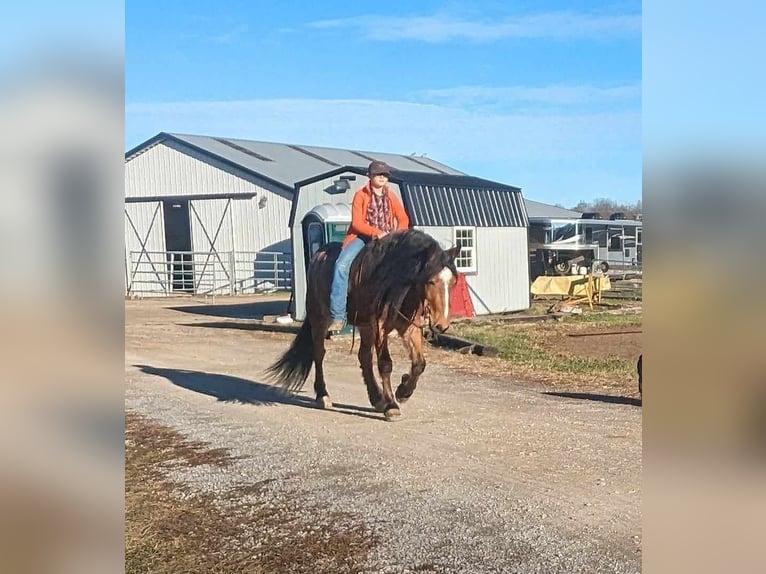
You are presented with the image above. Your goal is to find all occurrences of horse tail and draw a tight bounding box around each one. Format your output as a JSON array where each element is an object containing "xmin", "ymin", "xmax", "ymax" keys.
[{"xmin": 265, "ymin": 318, "xmax": 315, "ymax": 393}]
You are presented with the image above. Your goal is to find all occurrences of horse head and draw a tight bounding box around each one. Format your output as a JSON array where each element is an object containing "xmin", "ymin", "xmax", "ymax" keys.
[{"xmin": 424, "ymin": 245, "xmax": 461, "ymax": 333}]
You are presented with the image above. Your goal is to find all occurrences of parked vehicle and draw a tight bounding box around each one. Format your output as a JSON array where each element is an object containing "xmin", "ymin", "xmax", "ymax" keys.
[{"xmin": 530, "ymin": 218, "xmax": 642, "ymax": 275}]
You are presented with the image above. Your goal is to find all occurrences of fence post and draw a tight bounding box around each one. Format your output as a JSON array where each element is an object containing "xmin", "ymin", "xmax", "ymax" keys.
[
  {"xmin": 126, "ymin": 250, "xmax": 133, "ymax": 296},
  {"xmin": 229, "ymin": 251, "xmax": 236, "ymax": 296},
  {"xmin": 273, "ymin": 254, "xmax": 279, "ymax": 290}
]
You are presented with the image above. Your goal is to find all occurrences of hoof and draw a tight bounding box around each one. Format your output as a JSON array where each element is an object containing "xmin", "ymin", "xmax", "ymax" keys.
[
  {"xmin": 396, "ymin": 374, "xmax": 412, "ymax": 403},
  {"xmin": 317, "ymin": 396, "xmax": 333, "ymax": 409},
  {"xmin": 395, "ymin": 387, "xmax": 411, "ymax": 403},
  {"xmin": 384, "ymin": 407, "xmax": 402, "ymax": 422}
]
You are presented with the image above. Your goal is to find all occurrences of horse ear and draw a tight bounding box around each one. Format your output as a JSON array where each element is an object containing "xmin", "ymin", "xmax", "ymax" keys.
[{"xmin": 446, "ymin": 245, "xmax": 462, "ymax": 261}]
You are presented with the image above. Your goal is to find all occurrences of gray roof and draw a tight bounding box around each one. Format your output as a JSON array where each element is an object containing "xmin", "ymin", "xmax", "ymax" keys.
[
  {"xmin": 126, "ymin": 132, "xmax": 464, "ymax": 191},
  {"xmin": 524, "ymin": 199, "xmax": 581, "ymax": 220},
  {"xmin": 127, "ymin": 132, "xmax": 573, "ymax": 222}
]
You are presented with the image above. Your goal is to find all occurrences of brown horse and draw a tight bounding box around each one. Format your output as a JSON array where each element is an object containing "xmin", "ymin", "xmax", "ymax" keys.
[{"xmin": 267, "ymin": 229, "xmax": 461, "ymax": 421}]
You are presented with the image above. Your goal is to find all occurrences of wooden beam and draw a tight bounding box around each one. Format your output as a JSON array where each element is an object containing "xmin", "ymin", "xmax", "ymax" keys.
[{"xmin": 430, "ymin": 333, "xmax": 498, "ymax": 357}]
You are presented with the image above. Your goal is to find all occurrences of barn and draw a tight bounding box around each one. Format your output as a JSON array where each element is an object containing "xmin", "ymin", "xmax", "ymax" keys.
[
  {"xmin": 290, "ymin": 166, "xmax": 530, "ymax": 320},
  {"xmin": 124, "ymin": 132, "xmax": 460, "ymax": 296}
]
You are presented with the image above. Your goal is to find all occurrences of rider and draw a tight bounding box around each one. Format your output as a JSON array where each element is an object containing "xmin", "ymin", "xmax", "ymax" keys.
[{"xmin": 328, "ymin": 160, "xmax": 410, "ymax": 332}]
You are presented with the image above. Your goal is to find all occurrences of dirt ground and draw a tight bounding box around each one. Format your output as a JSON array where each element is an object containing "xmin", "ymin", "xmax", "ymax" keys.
[
  {"xmin": 540, "ymin": 326, "xmax": 641, "ymax": 361},
  {"xmin": 125, "ymin": 294, "xmax": 642, "ymax": 573}
]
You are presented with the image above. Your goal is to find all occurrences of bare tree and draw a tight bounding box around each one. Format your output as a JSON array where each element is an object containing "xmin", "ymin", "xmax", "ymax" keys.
[{"xmin": 570, "ymin": 198, "xmax": 642, "ymax": 219}]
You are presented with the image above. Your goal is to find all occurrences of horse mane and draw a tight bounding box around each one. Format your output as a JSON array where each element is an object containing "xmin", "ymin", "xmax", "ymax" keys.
[{"xmin": 352, "ymin": 229, "xmax": 457, "ymax": 325}]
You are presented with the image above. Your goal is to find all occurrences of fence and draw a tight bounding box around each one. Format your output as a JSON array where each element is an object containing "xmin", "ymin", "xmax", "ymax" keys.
[{"xmin": 125, "ymin": 250, "xmax": 292, "ymax": 296}]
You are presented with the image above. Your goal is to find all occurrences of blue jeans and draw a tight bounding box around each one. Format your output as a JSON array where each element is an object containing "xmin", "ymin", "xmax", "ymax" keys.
[{"xmin": 330, "ymin": 238, "xmax": 365, "ymax": 321}]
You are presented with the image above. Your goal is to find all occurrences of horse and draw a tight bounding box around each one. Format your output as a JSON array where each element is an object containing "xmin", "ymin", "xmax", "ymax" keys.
[{"xmin": 266, "ymin": 229, "xmax": 461, "ymax": 421}]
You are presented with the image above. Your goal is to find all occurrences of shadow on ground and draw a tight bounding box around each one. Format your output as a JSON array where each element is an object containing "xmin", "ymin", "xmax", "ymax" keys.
[
  {"xmin": 179, "ymin": 321, "xmax": 301, "ymax": 335},
  {"xmin": 544, "ymin": 391, "xmax": 641, "ymax": 407},
  {"xmin": 134, "ymin": 364, "xmax": 382, "ymax": 420},
  {"xmin": 168, "ymin": 300, "xmax": 290, "ymax": 320}
]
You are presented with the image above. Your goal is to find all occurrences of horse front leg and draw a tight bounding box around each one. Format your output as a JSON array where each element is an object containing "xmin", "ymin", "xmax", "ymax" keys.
[
  {"xmin": 396, "ymin": 324, "xmax": 427, "ymax": 403},
  {"xmin": 311, "ymin": 320, "xmax": 332, "ymax": 409},
  {"xmin": 358, "ymin": 325, "xmax": 385, "ymax": 412},
  {"xmin": 375, "ymin": 327, "xmax": 401, "ymax": 421}
]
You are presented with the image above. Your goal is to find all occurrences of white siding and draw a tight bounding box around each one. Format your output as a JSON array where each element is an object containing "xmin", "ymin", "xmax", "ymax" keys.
[
  {"xmin": 418, "ymin": 226, "xmax": 529, "ymax": 314},
  {"xmin": 230, "ymin": 193, "xmax": 292, "ymax": 252},
  {"xmin": 126, "ymin": 142, "xmax": 267, "ymax": 198}
]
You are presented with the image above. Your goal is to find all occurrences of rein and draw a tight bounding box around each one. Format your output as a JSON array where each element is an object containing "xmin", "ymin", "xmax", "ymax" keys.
[{"xmin": 395, "ymin": 305, "xmax": 428, "ymax": 332}]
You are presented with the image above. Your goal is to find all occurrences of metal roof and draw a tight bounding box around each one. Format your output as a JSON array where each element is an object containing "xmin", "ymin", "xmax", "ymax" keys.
[
  {"xmin": 394, "ymin": 171, "xmax": 527, "ymax": 228},
  {"xmin": 127, "ymin": 133, "xmax": 574, "ymax": 225},
  {"xmin": 125, "ymin": 132, "xmax": 464, "ymax": 192},
  {"xmin": 524, "ymin": 199, "xmax": 582, "ymax": 220},
  {"xmin": 295, "ymin": 168, "xmax": 527, "ymax": 228}
]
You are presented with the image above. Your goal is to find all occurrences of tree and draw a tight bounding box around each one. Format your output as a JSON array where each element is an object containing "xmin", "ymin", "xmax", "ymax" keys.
[{"xmin": 570, "ymin": 198, "xmax": 642, "ymax": 219}]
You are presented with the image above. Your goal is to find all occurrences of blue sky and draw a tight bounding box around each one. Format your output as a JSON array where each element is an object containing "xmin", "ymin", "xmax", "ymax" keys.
[{"xmin": 126, "ymin": 1, "xmax": 641, "ymax": 207}]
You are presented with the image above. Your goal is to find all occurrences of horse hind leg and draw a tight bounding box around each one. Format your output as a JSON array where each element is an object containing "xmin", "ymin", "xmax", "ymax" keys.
[
  {"xmin": 396, "ymin": 325, "xmax": 426, "ymax": 404},
  {"xmin": 311, "ymin": 321, "xmax": 332, "ymax": 409}
]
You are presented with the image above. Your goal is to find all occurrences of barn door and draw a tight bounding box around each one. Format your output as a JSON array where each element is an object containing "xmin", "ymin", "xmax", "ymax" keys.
[
  {"xmin": 189, "ymin": 198, "xmax": 234, "ymax": 294},
  {"xmin": 125, "ymin": 201, "xmax": 167, "ymax": 295}
]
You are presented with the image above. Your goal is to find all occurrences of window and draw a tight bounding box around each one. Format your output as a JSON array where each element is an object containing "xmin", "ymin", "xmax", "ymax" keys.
[
  {"xmin": 623, "ymin": 225, "xmax": 637, "ymax": 248},
  {"xmin": 453, "ymin": 227, "xmax": 476, "ymax": 273},
  {"xmin": 608, "ymin": 226, "xmax": 623, "ymax": 252},
  {"xmin": 637, "ymin": 227, "xmax": 642, "ymax": 245},
  {"xmin": 551, "ymin": 222, "xmax": 577, "ymax": 242},
  {"xmin": 306, "ymin": 222, "xmax": 323, "ymax": 258}
]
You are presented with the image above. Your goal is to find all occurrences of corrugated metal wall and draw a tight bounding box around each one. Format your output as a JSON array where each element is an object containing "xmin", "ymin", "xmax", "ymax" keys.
[
  {"xmin": 418, "ymin": 226, "xmax": 530, "ymax": 314},
  {"xmin": 126, "ymin": 141, "xmax": 269, "ymax": 198}
]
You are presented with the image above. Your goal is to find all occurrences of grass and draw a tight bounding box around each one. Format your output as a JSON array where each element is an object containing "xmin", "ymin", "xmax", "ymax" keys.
[
  {"xmin": 450, "ymin": 310, "xmax": 641, "ymax": 380},
  {"xmin": 564, "ymin": 311, "xmax": 642, "ymax": 327},
  {"xmin": 125, "ymin": 412, "xmax": 376, "ymax": 574}
]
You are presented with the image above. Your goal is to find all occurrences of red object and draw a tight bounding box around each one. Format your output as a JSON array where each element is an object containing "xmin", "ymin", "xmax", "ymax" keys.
[{"xmin": 449, "ymin": 273, "xmax": 475, "ymax": 318}]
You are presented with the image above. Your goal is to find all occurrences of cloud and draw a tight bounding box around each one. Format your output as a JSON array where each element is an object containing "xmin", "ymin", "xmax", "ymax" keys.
[
  {"xmin": 126, "ymin": 97, "xmax": 639, "ymax": 164},
  {"xmin": 307, "ymin": 11, "xmax": 640, "ymax": 42},
  {"xmin": 415, "ymin": 84, "xmax": 641, "ymax": 109}
]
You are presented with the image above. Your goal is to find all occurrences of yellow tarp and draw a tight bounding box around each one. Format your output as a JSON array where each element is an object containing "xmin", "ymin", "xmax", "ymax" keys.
[{"xmin": 530, "ymin": 274, "xmax": 611, "ymax": 297}]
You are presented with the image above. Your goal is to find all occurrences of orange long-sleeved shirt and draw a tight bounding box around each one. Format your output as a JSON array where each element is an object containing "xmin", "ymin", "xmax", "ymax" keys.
[{"xmin": 342, "ymin": 184, "xmax": 410, "ymax": 247}]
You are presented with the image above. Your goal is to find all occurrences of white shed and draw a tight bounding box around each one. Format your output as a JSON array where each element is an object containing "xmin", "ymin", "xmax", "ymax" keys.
[{"xmin": 290, "ymin": 167, "xmax": 530, "ymax": 320}]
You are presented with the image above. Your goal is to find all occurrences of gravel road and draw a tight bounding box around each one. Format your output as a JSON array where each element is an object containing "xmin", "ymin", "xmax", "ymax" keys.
[{"xmin": 125, "ymin": 298, "xmax": 641, "ymax": 573}]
